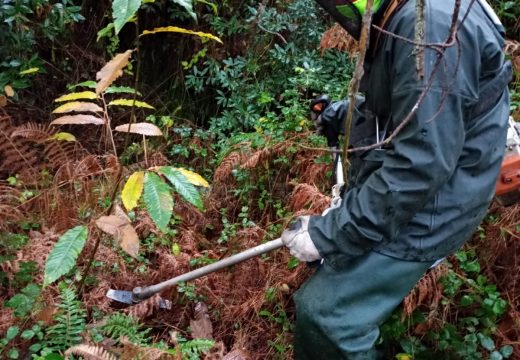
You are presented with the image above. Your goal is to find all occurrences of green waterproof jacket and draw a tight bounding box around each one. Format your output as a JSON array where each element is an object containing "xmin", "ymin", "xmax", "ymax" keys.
[{"xmin": 309, "ymin": 0, "xmax": 511, "ymax": 264}]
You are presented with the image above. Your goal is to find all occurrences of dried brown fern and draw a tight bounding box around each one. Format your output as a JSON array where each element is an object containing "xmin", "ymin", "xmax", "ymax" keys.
[
  {"xmin": 214, "ymin": 152, "xmax": 244, "ymax": 183},
  {"xmin": 288, "ymin": 183, "xmax": 331, "ymax": 215},
  {"xmin": 11, "ymin": 122, "xmax": 57, "ymax": 143},
  {"xmin": 44, "ymin": 140, "xmax": 79, "ymax": 170},
  {"xmin": 121, "ymin": 337, "xmax": 174, "ymax": 360},
  {"xmin": 0, "ymin": 116, "xmax": 40, "ymax": 180},
  {"xmin": 65, "ymin": 344, "xmax": 117, "ymax": 360},
  {"xmin": 241, "ymin": 142, "xmax": 286, "ymax": 170},
  {"xmin": 403, "ymin": 264, "xmax": 448, "ymax": 333},
  {"xmin": 320, "ymin": 24, "xmax": 358, "ymax": 56},
  {"xmin": 123, "ymin": 293, "xmax": 162, "ymax": 320}
]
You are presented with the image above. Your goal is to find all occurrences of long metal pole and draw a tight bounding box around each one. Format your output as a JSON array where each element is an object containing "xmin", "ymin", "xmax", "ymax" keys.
[{"xmin": 131, "ymin": 238, "xmax": 284, "ymax": 302}]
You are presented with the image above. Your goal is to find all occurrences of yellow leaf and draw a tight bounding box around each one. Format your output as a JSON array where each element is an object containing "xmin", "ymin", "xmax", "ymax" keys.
[
  {"xmin": 141, "ymin": 26, "xmax": 223, "ymax": 44},
  {"xmin": 122, "ymin": 171, "xmax": 145, "ymax": 210},
  {"xmin": 49, "ymin": 132, "xmax": 77, "ymax": 142},
  {"xmin": 54, "ymin": 91, "xmax": 97, "ymax": 102},
  {"xmin": 19, "ymin": 67, "xmax": 39, "ymax": 75},
  {"xmin": 52, "ymin": 101, "xmax": 103, "ymax": 114},
  {"xmin": 115, "ymin": 123, "xmax": 163, "ymax": 136},
  {"xmin": 175, "ymin": 167, "xmax": 210, "ymax": 188},
  {"xmin": 4, "ymin": 85, "xmax": 14, "ymax": 97},
  {"xmin": 108, "ymin": 99, "xmax": 155, "ymax": 109},
  {"xmin": 50, "ymin": 115, "xmax": 105, "ymax": 126},
  {"xmin": 96, "ymin": 50, "xmax": 133, "ymax": 95},
  {"xmin": 395, "ymin": 354, "xmax": 413, "ymax": 360}
]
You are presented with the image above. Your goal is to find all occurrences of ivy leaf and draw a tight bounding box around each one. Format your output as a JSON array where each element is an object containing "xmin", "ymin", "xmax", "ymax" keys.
[
  {"xmin": 112, "ymin": 0, "xmax": 142, "ymax": 34},
  {"xmin": 44, "ymin": 226, "xmax": 88, "ymax": 286},
  {"xmin": 143, "ymin": 172, "xmax": 173, "ymax": 232},
  {"xmin": 159, "ymin": 166, "xmax": 203, "ymax": 209},
  {"xmin": 171, "ymin": 0, "xmax": 196, "ymax": 20},
  {"xmin": 122, "ymin": 171, "xmax": 145, "ymax": 210},
  {"xmin": 6, "ymin": 326, "xmax": 19, "ymax": 341}
]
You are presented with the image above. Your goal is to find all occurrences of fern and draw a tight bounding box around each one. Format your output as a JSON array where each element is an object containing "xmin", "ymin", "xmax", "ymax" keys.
[
  {"xmin": 65, "ymin": 344, "xmax": 117, "ymax": 360},
  {"xmin": 101, "ymin": 313, "xmax": 151, "ymax": 346},
  {"xmin": 177, "ymin": 336, "xmax": 215, "ymax": 360},
  {"xmin": 44, "ymin": 287, "xmax": 87, "ymax": 351}
]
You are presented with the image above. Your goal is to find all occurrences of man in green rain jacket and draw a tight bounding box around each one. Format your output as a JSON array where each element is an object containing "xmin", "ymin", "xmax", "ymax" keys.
[{"xmin": 281, "ymin": 0, "xmax": 512, "ymax": 358}]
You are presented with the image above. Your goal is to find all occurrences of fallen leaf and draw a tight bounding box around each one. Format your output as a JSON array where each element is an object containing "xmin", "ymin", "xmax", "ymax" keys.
[
  {"xmin": 0, "ymin": 96, "xmax": 6, "ymax": 108},
  {"xmin": 96, "ymin": 215, "xmax": 127, "ymax": 236},
  {"xmin": 190, "ymin": 302, "xmax": 213, "ymax": 340},
  {"xmin": 95, "ymin": 215, "xmax": 139, "ymax": 258}
]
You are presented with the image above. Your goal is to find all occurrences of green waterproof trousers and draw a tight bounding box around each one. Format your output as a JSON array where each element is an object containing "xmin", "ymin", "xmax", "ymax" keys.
[{"xmin": 293, "ymin": 251, "xmax": 434, "ymax": 359}]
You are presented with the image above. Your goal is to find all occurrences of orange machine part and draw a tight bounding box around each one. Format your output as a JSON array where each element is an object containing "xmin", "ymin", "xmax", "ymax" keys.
[{"xmin": 496, "ymin": 154, "xmax": 520, "ymax": 196}]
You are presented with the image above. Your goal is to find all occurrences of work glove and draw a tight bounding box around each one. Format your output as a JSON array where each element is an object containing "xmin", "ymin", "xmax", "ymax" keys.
[
  {"xmin": 310, "ymin": 95, "xmax": 346, "ymax": 147},
  {"xmin": 281, "ymin": 216, "xmax": 322, "ymax": 262}
]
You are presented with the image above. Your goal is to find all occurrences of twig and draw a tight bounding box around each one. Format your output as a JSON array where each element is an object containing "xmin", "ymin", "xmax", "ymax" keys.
[
  {"xmin": 415, "ymin": 0, "xmax": 426, "ymax": 79},
  {"xmin": 341, "ymin": 0, "xmax": 374, "ymax": 180}
]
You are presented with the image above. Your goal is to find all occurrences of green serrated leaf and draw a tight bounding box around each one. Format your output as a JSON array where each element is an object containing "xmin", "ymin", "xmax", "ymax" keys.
[
  {"xmin": 113, "ymin": 0, "xmax": 142, "ymax": 34},
  {"xmin": 143, "ymin": 172, "xmax": 173, "ymax": 231},
  {"xmin": 44, "ymin": 226, "xmax": 88, "ymax": 286},
  {"xmin": 159, "ymin": 166, "xmax": 203, "ymax": 209},
  {"xmin": 105, "ymin": 85, "xmax": 141, "ymax": 95},
  {"xmin": 171, "ymin": 0, "xmax": 196, "ymax": 20}
]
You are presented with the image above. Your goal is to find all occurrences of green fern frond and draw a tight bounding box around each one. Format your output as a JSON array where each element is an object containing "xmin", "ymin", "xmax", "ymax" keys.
[
  {"xmin": 177, "ymin": 336, "xmax": 214, "ymax": 360},
  {"xmin": 102, "ymin": 313, "xmax": 151, "ymax": 346},
  {"xmin": 45, "ymin": 287, "xmax": 87, "ymax": 351}
]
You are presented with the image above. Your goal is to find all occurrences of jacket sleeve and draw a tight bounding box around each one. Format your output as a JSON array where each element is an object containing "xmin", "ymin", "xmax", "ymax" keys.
[{"xmin": 308, "ymin": 5, "xmax": 473, "ymax": 259}]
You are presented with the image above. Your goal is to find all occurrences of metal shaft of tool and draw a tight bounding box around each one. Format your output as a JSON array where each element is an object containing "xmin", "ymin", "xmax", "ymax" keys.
[{"xmin": 132, "ymin": 238, "xmax": 284, "ymax": 302}]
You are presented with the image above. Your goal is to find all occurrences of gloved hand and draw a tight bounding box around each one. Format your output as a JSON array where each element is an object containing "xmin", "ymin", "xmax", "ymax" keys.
[
  {"xmin": 310, "ymin": 95, "xmax": 347, "ymax": 147},
  {"xmin": 281, "ymin": 216, "xmax": 322, "ymax": 262}
]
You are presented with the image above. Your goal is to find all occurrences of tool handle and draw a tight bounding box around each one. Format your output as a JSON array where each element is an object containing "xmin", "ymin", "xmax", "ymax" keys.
[{"xmin": 132, "ymin": 238, "xmax": 284, "ymax": 302}]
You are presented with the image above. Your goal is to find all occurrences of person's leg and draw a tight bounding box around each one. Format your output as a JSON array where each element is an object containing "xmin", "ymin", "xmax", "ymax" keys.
[{"xmin": 293, "ymin": 252, "xmax": 433, "ymax": 360}]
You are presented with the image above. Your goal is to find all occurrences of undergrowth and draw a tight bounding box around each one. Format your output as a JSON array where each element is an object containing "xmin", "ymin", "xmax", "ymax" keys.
[{"xmin": 1, "ymin": 0, "xmax": 519, "ymax": 359}]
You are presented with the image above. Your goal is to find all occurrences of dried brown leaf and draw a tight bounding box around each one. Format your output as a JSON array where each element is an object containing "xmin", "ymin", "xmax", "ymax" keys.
[
  {"xmin": 95, "ymin": 215, "xmax": 140, "ymax": 258},
  {"xmin": 0, "ymin": 95, "xmax": 6, "ymax": 107},
  {"xmin": 115, "ymin": 123, "xmax": 163, "ymax": 136},
  {"xmin": 51, "ymin": 115, "xmax": 105, "ymax": 126},
  {"xmin": 96, "ymin": 50, "xmax": 133, "ymax": 95},
  {"xmin": 190, "ymin": 302, "xmax": 213, "ymax": 340},
  {"xmin": 95, "ymin": 215, "xmax": 127, "ymax": 236}
]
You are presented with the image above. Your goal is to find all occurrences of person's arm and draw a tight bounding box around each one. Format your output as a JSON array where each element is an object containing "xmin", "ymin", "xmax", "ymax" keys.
[{"xmin": 308, "ymin": 6, "xmax": 471, "ymax": 260}]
